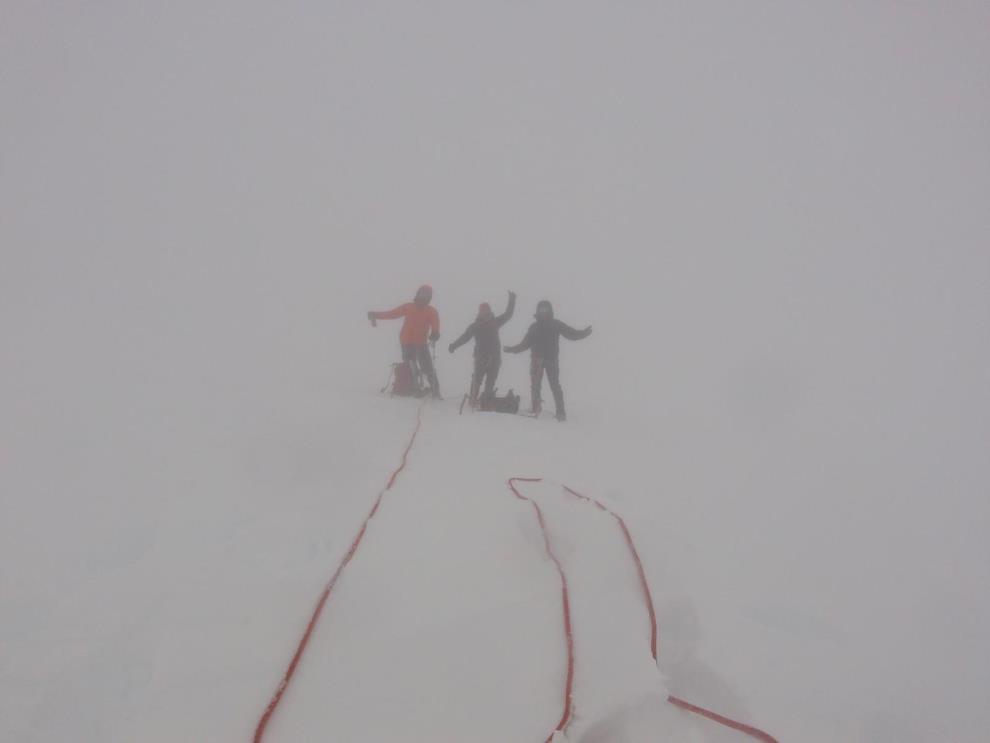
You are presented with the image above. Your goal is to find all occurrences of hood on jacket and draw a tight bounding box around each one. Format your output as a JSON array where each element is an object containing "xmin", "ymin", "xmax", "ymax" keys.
[
  {"xmin": 414, "ymin": 284, "xmax": 433, "ymax": 306},
  {"xmin": 534, "ymin": 300, "xmax": 554, "ymax": 320}
]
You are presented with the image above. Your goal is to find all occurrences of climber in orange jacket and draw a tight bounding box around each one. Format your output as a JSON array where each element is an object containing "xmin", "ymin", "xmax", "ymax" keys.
[{"xmin": 368, "ymin": 285, "xmax": 441, "ymax": 397}]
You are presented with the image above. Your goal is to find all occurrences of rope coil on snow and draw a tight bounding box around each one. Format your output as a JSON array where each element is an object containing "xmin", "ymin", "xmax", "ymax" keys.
[
  {"xmin": 250, "ymin": 410, "xmax": 777, "ymax": 743},
  {"xmin": 511, "ymin": 478, "xmax": 779, "ymax": 743}
]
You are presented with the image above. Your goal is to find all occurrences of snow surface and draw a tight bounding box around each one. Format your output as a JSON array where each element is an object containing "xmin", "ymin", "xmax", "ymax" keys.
[{"xmin": 3, "ymin": 2, "xmax": 990, "ymax": 742}]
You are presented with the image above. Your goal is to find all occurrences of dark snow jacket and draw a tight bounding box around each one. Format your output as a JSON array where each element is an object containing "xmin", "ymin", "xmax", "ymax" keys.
[
  {"xmin": 449, "ymin": 293, "xmax": 516, "ymax": 359},
  {"xmin": 503, "ymin": 302, "xmax": 591, "ymax": 361}
]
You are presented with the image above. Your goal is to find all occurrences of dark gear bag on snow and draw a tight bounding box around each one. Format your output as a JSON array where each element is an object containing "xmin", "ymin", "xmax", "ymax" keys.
[{"xmin": 479, "ymin": 388, "xmax": 520, "ymax": 414}]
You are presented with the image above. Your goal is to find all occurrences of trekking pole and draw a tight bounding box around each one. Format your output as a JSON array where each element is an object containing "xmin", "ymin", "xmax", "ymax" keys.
[{"xmin": 380, "ymin": 364, "xmax": 395, "ymax": 394}]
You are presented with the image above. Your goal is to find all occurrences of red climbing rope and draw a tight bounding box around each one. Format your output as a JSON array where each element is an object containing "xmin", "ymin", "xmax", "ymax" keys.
[
  {"xmin": 253, "ymin": 403, "xmax": 425, "ymax": 743},
  {"xmin": 251, "ymin": 420, "xmax": 777, "ymax": 743},
  {"xmin": 561, "ymin": 485, "xmax": 659, "ymax": 662},
  {"xmin": 512, "ymin": 478, "xmax": 779, "ymax": 743},
  {"xmin": 667, "ymin": 696, "xmax": 780, "ymax": 743},
  {"xmin": 507, "ymin": 478, "xmax": 575, "ymax": 743}
]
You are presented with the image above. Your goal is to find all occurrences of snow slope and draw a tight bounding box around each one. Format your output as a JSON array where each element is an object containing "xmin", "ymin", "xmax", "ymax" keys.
[
  {"xmin": 3, "ymin": 363, "xmax": 984, "ymax": 742},
  {"xmin": 0, "ymin": 384, "xmax": 776, "ymax": 743}
]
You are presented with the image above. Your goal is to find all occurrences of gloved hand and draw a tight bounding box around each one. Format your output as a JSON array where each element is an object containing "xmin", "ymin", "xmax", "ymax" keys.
[
  {"xmin": 430, "ymin": 332, "xmax": 440, "ymax": 343},
  {"xmin": 447, "ymin": 343, "xmax": 455, "ymax": 354},
  {"xmin": 508, "ymin": 290, "xmax": 516, "ymax": 299},
  {"xmin": 584, "ymin": 326, "xmax": 592, "ymax": 335}
]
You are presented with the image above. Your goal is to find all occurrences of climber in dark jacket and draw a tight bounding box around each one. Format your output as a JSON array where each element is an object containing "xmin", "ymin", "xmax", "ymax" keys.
[
  {"xmin": 503, "ymin": 300, "xmax": 591, "ymax": 421},
  {"xmin": 449, "ymin": 291, "xmax": 516, "ymax": 403}
]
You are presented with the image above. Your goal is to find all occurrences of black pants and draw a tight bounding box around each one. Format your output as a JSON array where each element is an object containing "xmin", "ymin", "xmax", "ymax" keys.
[
  {"xmin": 470, "ymin": 353, "xmax": 501, "ymax": 401},
  {"xmin": 402, "ymin": 344, "xmax": 440, "ymax": 397},
  {"xmin": 530, "ymin": 356, "xmax": 564, "ymax": 416}
]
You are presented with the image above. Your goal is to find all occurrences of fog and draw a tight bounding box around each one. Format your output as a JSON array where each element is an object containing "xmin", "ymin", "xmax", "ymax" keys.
[{"xmin": 3, "ymin": 2, "xmax": 989, "ymax": 741}]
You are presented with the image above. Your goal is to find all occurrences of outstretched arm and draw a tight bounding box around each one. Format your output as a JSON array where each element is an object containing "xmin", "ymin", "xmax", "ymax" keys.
[
  {"xmin": 503, "ymin": 325, "xmax": 534, "ymax": 354},
  {"xmin": 369, "ymin": 304, "xmax": 410, "ymax": 321},
  {"xmin": 496, "ymin": 290, "xmax": 517, "ymax": 327},
  {"xmin": 448, "ymin": 323, "xmax": 475, "ymax": 353},
  {"xmin": 557, "ymin": 320, "xmax": 592, "ymax": 341}
]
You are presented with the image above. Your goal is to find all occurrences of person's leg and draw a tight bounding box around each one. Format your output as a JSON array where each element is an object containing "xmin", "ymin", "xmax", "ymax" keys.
[
  {"xmin": 417, "ymin": 345, "xmax": 441, "ymax": 397},
  {"xmin": 484, "ymin": 356, "xmax": 501, "ymax": 397},
  {"xmin": 470, "ymin": 355, "xmax": 485, "ymax": 402},
  {"xmin": 401, "ymin": 344, "xmax": 426, "ymax": 393},
  {"xmin": 401, "ymin": 344, "xmax": 418, "ymax": 385},
  {"xmin": 530, "ymin": 356, "xmax": 545, "ymax": 414},
  {"xmin": 545, "ymin": 358, "xmax": 565, "ymax": 420}
]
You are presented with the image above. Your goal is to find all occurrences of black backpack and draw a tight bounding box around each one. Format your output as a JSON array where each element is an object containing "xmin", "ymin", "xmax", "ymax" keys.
[{"xmin": 479, "ymin": 388, "xmax": 520, "ymax": 414}]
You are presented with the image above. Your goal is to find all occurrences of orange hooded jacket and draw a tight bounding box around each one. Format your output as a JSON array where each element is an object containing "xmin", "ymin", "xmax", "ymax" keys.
[{"xmin": 371, "ymin": 302, "xmax": 439, "ymax": 346}]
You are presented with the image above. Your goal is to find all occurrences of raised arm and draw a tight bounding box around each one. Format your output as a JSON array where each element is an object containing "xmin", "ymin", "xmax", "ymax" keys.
[
  {"xmin": 503, "ymin": 324, "xmax": 534, "ymax": 354},
  {"xmin": 369, "ymin": 303, "xmax": 411, "ymax": 321},
  {"xmin": 556, "ymin": 320, "xmax": 592, "ymax": 341},
  {"xmin": 448, "ymin": 322, "xmax": 475, "ymax": 353},
  {"xmin": 496, "ymin": 290, "xmax": 517, "ymax": 327}
]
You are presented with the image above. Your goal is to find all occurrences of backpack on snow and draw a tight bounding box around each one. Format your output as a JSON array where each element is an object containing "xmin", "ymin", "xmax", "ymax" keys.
[
  {"xmin": 383, "ymin": 361, "xmax": 426, "ymax": 398},
  {"xmin": 479, "ymin": 388, "xmax": 520, "ymax": 414}
]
